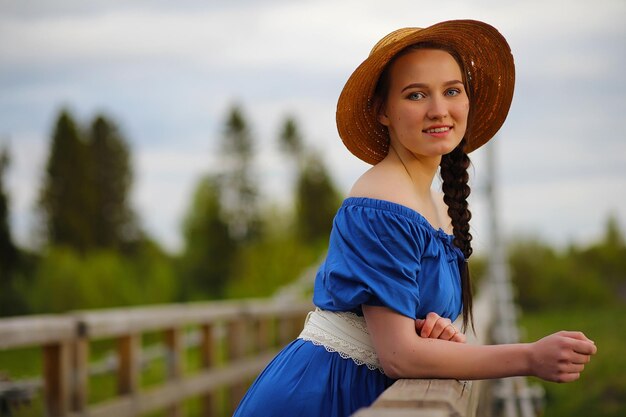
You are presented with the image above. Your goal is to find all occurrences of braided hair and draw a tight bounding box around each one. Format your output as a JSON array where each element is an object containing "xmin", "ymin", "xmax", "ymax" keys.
[
  {"xmin": 440, "ymin": 140, "xmax": 474, "ymax": 332},
  {"xmin": 374, "ymin": 42, "xmax": 475, "ymax": 331}
]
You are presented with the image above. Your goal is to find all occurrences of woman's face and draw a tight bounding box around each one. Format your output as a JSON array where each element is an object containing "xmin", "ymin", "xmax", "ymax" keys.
[{"xmin": 378, "ymin": 48, "xmax": 469, "ymax": 158}]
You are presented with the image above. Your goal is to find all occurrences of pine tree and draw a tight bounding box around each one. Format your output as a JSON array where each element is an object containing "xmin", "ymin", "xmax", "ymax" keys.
[
  {"xmin": 0, "ymin": 145, "xmax": 17, "ymax": 272},
  {"xmin": 277, "ymin": 116, "xmax": 341, "ymax": 243},
  {"xmin": 279, "ymin": 116, "xmax": 304, "ymax": 160},
  {"xmin": 219, "ymin": 106, "xmax": 261, "ymax": 243},
  {"xmin": 180, "ymin": 175, "xmax": 236, "ymax": 299},
  {"xmin": 39, "ymin": 110, "xmax": 95, "ymax": 251},
  {"xmin": 295, "ymin": 153, "xmax": 341, "ymax": 243},
  {"xmin": 88, "ymin": 115, "xmax": 138, "ymax": 250}
]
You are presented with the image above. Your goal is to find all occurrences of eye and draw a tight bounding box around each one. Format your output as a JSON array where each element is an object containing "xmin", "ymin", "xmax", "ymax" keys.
[
  {"xmin": 445, "ymin": 88, "xmax": 462, "ymax": 97},
  {"xmin": 407, "ymin": 91, "xmax": 426, "ymax": 101}
]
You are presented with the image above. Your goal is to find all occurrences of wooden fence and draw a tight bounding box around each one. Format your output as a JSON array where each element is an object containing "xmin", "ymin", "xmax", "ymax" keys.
[
  {"xmin": 1, "ymin": 286, "xmax": 495, "ymax": 417},
  {"xmin": 0, "ymin": 300, "xmax": 311, "ymax": 417}
]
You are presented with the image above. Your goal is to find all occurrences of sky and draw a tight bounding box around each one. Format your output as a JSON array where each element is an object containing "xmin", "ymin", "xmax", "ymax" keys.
[{"xmin": 1, "ymin": 0, "xmax": 625, "ymax": 254}]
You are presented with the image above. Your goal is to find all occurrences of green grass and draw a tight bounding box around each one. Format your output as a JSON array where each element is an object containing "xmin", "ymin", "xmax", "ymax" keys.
[{"xmin": 519, "ymin": 305, "xmax": 626, "ymax": 417}]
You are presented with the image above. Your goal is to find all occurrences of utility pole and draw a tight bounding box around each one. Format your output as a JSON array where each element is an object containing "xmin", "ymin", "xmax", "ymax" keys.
[{"xmin": 485, "ymin": 139, "xmax": 539, "ymax": 417}]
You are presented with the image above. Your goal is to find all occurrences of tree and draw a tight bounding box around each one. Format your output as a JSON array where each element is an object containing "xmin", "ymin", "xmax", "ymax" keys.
[
  {"xmin": 277, "ymin": 116, "xmax": 341, "ymax": 243},
  {"xmin": 279, "ymin": 116, "xmax": 304, "ymax": 160},
  {"xmin": 179, "ymin": 175, "xmax": 236, "ymax": 299},
  {"xmin": 0, "ymin": 145, "xmax": 17, "ymax": 273},
  {"xmin": 295, "ymin": 153, "xmax": 341, "ymax": 243},
  {"xmin": 0, "ymin": 144, "xmax": 24, "ymax": 316},
  {"xmin": 88, "ymin": 115, "xmax": 139, "ymax": 251},
  {"xmin": 219, "ymin": 105, "xmax": 261, "ymax": 243},
  {"xmin": 38, "ymin": 110, "xmax": 95, "ymax": 251}
]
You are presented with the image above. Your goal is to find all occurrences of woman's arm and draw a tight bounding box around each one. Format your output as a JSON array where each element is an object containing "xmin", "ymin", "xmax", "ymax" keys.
[{"xmin": 363, "ymin": 305, "xmax": 596, "ymax": 382}]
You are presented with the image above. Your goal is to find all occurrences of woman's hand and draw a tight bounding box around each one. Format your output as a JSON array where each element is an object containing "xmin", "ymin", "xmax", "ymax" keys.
[
  {"xmin": 529, "ymin": 331, "xmax": 597, "ymax": 383},
  {"xmin": 415, "ymin": 312, "xmax": 466, "ymax": 343}
]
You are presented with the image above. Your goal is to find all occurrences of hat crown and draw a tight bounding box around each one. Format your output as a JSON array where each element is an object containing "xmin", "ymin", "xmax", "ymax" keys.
[{"xmin": 369, "ymin": 27, "xmax": 423, "ymax": 56}]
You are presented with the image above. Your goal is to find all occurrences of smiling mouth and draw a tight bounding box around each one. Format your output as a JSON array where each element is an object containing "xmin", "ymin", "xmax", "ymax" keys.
[{"xmin": 423, "ymin": 126, "xmax": 451, "ymax": 133}]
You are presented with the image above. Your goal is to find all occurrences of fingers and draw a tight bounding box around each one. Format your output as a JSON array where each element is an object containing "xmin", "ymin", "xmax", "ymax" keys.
[
  {"xmin": 559, "ymin": 330, "xmax": 595, "ymax": 345},
  {"xmin": 552, "ymin": 331, "xmax": 597, "ymax": 356},
  {"xmin": 418, "ymin": 312, "xmax": 440, "ymax": 338},
  {"xmin": 451, "ymin": 331, "xmax": 467, "ymax": 343},
  {"xmin": 415, "ymin": 319, "xmax": 425, "ymax": 333},
  {"xmin": 532, "ymin": 331, "xmax": 597, "ymax": 383},
  {"xmin": 421, "ymin": 313, "xmax": 451, "ymax": 339},
  {"xmin": 416, "ymin": 313, "xmax": 465, "ymax": 342}
]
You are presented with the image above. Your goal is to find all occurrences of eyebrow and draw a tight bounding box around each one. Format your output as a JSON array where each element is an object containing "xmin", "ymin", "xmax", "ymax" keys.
[{"xmin": 401, "ymin": 80, "xmax": 464, "ymax": 93}]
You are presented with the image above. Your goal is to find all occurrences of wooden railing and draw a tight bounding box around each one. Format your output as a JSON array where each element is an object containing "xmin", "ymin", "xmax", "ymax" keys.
[
  {"xmin": 0, "ymin": 300, "xmax": 311, "ymax": 417},
  {"xmin": 1, "ymin": 285, "xmax": 497, "ymax": 417},
  {"xmin": 352, "ymin": 283, "xmax": 495, "ymax": 417}
]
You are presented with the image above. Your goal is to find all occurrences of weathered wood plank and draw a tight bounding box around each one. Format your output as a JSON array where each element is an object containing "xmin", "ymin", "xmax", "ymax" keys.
[
  {"xmin": 0, "ymin": 316, "xmax": 75, "ymax": 349},
  {"xmin": 73, "ymin": 300, "xmax": 311, "ymax": 339},
  {"xmin": 70, "ymin": 351, "xmax": 278, "ymax": 417},
  {"xmin": 372, "ymin": 379, "xmax": 471, "ymax": 414},
  {"xmin": 117, "ymin": 334, "xmax": 141, "ymax": 395},
  {"xmin": 42, "ymin": 342, "xmax": 71, "ymax": 417},
  {"xmin": 352, "ymin": 408, "xmax": 451, "ymax": 417}
]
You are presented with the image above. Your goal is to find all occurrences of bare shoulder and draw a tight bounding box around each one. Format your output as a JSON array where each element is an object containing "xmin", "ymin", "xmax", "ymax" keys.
[{"xmin": 348, "ymin": 161, "xmax": 412, "ymax": 201}]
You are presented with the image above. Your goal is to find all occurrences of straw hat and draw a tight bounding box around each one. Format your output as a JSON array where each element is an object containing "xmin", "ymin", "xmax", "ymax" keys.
[{"xmin": 336, "ymin": 19, "xmax": 515, "ymax": 164}]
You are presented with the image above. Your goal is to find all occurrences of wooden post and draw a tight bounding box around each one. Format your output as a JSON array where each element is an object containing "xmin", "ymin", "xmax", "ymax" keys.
[
  {"xmin": 117, "ymin": 333, "xmax": 140, "ymax": 395},
  {"xmin": 71, "ymin": 335, "xmax": 89, "ymax": 412},
  {"xmin": 227, "ymin": 318, "xmax": 247, "ymax": 415},
  {"xmin": 256, "ymin": 317, "xmax": 271, "ymax": 352},
  {"xmin": 43, "ymin": 342, "xmax": 70, "ymax": 417},
  {"xmin": 200, "ymin": 324, "xmax": 216, "ymax": 417},
  {"xmin": 164, "ymin": 327, "xmax": 183, "ymax": 417},
  {"xmin": 277, "ymin": 315, "xmax": 292, "ymax": 347}
]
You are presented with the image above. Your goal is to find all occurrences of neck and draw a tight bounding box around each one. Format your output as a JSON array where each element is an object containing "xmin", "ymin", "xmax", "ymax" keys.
[{"xmin": 388, "ymin": 144, "xmax": 441, "ymax": 198}]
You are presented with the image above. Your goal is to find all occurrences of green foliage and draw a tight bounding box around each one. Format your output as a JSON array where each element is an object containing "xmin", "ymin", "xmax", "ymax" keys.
[
  {"xmin": 88, "ymin": 115, "xmax": 139, "ymax": 251},
  {"xmin": 277, "ymin": 116, "xmax": 342, "ymax": 245},
  {"xmin": 38, "ymin": 109, "xmax": 139, "ymax": 253},
  {"xmin": 279, "ymin": 116, "xmax": 304, "ymax": 158},
  {"xmin": 0, "ymin": 145, "xmax": 25, "ymax": 316},
  {"xmin": 508, "ymin": 218, "xmax": 626, "ymax": 312},
  {"xmin": 179, "ymin": 175, "xmax": 236, "ymax": 300},
  {"xmin": 295, "ymin": 153, "xmax": 341, "ymax": 244},
  {"xmin": 510, "ymin": 217, "xmax": 626, "ymax": 416},
  {"xmin": 219, "ymin": 105, "xmax": 261, "ymax": 243},
  {"xmin": 25, "ymin": 243, "xmax": 176, "ymax": 313},
  {"xmin": 226, "ymin": 208, "xmax": 325, "ymax": 298},
  {"xmin": 0, "ymin": 145, "xmax": 18, "ymax": 272},
  {"xmin": 521, "ymin": 307, "xmax": 626, "ymax": 417},
  {"xmin": 39, "ymin": 110, "xmax": 94, "ymax": 251}
]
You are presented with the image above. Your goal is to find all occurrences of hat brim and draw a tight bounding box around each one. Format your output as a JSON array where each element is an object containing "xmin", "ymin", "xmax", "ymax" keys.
[{"xmin": 336, "ymin": 19, "xmax": 515, "ymax": 164}]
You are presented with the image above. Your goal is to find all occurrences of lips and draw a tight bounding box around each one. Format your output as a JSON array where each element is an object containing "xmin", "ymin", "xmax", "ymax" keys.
[{"xmin": 423, "ymin": 126, "xmax": 452, "ymax": 133}]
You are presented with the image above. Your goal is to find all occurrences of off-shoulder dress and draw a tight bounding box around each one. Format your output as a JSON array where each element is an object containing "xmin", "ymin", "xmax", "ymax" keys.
[{"xmin": 233, "ymin": 197, "xmax": 465, "ymax": 417}]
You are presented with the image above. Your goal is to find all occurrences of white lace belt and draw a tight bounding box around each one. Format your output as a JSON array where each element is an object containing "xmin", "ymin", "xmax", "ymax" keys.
[{"xmin": 298, "ymin": 308, "xmax": 383, "ymax": 372}]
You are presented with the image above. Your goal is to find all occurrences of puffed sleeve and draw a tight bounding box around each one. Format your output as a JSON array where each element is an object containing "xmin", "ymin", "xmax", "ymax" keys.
[{"xmin": 313, "ymin": 201, "xmax": 427, "ymax": 319}]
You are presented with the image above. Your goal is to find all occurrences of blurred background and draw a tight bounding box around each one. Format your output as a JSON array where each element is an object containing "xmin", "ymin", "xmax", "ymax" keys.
[{"xmin": 0, "ymin": 1, "xmax": 625, "ymax": 416}]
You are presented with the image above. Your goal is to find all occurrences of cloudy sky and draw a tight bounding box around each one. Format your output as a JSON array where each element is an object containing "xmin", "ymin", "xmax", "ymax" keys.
[{"xmin": 1, "ymin": 0, "xmax": 625, "ymax": 254}]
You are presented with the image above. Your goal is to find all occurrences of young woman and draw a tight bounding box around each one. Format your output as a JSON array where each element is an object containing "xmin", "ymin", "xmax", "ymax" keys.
[{"xmin": 233, "ymin": 19, "xmax": 597, "ymax": 417}]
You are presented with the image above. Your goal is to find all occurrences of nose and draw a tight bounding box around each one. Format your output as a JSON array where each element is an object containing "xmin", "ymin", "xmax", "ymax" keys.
[{"xmin": 426, "ymin": 96, "xmax": 448, "ymax": 120}]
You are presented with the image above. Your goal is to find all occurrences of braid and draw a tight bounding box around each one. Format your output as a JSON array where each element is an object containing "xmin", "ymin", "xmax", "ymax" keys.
[{"xmin": 440, "ymin": 139, "xmax": 474, "ymax": 332}]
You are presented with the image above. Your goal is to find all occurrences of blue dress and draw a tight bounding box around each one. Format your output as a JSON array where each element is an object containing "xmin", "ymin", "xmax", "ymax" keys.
[{"xmin": 233, "ymin": 197, "xmax": 465, "ymax": 417}]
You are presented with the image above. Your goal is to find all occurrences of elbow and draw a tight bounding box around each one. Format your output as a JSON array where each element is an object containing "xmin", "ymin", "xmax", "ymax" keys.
[{"xmin": 379, "ymin": 354, "xmax": 407, "ymax": 379}]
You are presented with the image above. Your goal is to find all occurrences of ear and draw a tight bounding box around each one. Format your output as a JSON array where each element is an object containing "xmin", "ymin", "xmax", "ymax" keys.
[{"xmin": 375, "ymin": 99, "xmax": 390, "ymax": 126}]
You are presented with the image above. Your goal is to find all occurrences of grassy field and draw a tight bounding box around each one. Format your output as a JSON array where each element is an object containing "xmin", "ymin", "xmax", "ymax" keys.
[{"xmin": 520, "ymin": 305, "xmax": 626, "ymax": 417}]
